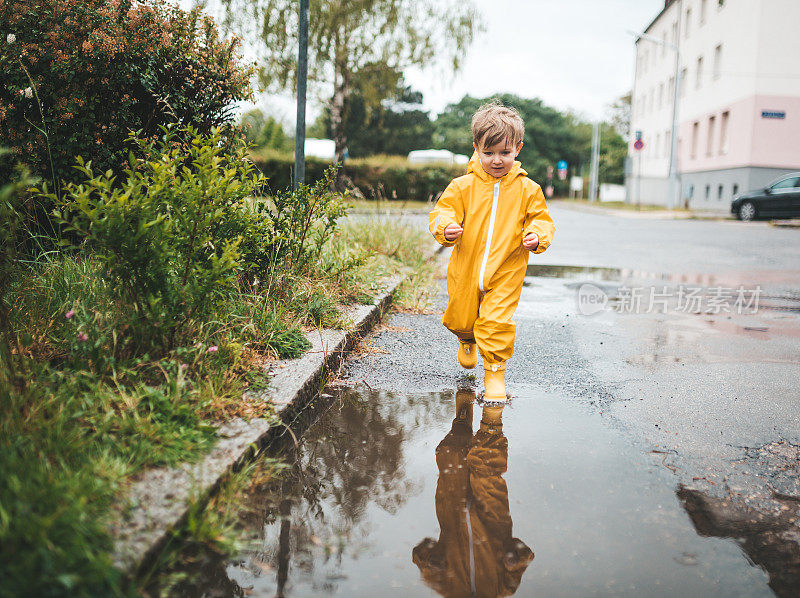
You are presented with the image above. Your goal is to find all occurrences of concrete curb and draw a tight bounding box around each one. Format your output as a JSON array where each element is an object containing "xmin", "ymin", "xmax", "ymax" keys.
[
  {"xmin": 549, "ymin": 199, "xmax": 730, "ymax": 221},
  {"xmin": 111, "ymin": 276, "xmax": 404, "ymax": 576},
  {"xmin": 770, "ymin": 220, "xmax": 800, "ymax": 228}
]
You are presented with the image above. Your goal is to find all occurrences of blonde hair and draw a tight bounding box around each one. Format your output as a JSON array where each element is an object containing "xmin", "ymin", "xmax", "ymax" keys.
[{"xmin": 471, "ymin": 101, "xmax": 525, "ymax": 149}]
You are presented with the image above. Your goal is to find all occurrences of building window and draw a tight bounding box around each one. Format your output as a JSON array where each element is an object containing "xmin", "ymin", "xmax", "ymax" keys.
[
  {"xmin": 720, "ymin": 111, "xmax": 730, "ymax": 154},
  {"xmin": 691, "ymin": 122, "xmax": 699, "ymax": 158},
  {"xmin": 705, "ymin": 185, "xmax": 711, "ymax": 200},
  {"xmin": 662, "ymin": 32, "xmax": 667, "ymax": 57},
  {"xmin": 672, "ymin": 21, "xmax": 679, "ymax": 45},
  {"xmin": 713, "ymin": 44, "xmax": 722, "ymax": 79},
  {"xmin": 680, "ymin": 68, "xmax": 688, "ymax": 96},
  {"xmin": 656, "ymin": 133, "xmax": 661, "ymax": 157},
  {"xmin": 718, "ymin": 184, "xmax": 724, "ymax": 200},
  {"xmin": 658, "ymin": 83, "xmax": 664, "ymax": 110},
  {"xmin": 733, "ymin": 183, "xmax": 739, "ymax": 197},
  {"xmin": 668, "ymin": 76, "xmax": 675, "ymax": 99},
  {"xmin": 707, "ymin": 116, "xmax": 716, "ymax": 156},
  {"xmin": 696, "ymin": 56, "xmax": 704, "ymax": 89},
  {"xmin": 685, "ymin": 8, "xmax": 692, "ymax": 38},
  {"xmin": 718, "ymin": 0, "xmax": 725, "ymax": 8},
  {"xmin": 701, "ymin": 0, "xmax": 708, "ymax": 24},
  {"xmin": 665, "ymin": 130, "xmax": 671, "ymax": 157}
]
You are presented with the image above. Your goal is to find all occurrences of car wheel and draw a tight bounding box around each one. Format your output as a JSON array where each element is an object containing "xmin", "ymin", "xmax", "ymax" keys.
[{"xmin": 738, "ymin": 201, "xmax": 756, "ymax": 221}]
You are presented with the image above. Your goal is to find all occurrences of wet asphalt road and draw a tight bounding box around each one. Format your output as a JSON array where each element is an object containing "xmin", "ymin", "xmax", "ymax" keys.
[
  {"xmin": 352, "ymin": 206, "xmax": 800, "ymax": 497},
  {"xmin": 158, "ymin": 205, "xmax": 800, "ymax": 596}
]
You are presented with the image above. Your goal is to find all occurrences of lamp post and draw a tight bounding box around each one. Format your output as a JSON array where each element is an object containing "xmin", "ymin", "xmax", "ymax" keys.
[
  {"xmin": 293, "ymin": 0, "xmax": 310, "ymax": 190},
  {"xmin": 589, "ymin": 122, "xmax": 601, "ymax": 202},
  {"xmin": 631, "ymin": 30, "xmax": 682, "ymax": 210}
]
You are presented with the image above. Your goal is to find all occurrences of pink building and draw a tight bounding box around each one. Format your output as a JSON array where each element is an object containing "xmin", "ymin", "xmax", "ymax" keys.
[{"xmin": 629, "ymin": 0, "xmax": 800, "ymax": 210}]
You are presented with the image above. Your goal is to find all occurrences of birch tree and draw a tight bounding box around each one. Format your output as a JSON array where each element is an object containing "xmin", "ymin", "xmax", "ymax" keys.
[{"xmin": 220, "ymin": 0, "xmax": 480, "ymax": 163}]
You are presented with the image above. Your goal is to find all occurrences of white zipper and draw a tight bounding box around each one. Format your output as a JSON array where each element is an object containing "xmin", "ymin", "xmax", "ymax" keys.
[
  {"xmin": 465, "ymin": 498, "xmax": 476, "ymax": 596},
  {"xmin": 478, "ymin": 182, "xmax": 500, "ymax": 292}
]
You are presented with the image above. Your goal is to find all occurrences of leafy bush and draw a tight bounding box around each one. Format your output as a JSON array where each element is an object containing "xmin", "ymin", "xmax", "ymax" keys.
[
  {"xmin": 52, "ymin": 126, "xmax": 269, "ymax": 356},
  {"xmin": 251, "ymin": 150, "xmax": 464, "ymax": 202},
  {"xmin": 0, "ymin": 0, "xmax": 254, "ymax": 192},
  {"xmin": 45, "ymin": 126, "xmax": 350, "ymax": 363}
]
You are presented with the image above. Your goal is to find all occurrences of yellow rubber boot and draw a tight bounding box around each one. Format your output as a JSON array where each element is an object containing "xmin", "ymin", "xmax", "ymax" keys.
[
  {"xmin": 457, "ymin": 340, "xmax": 478, "ymax": 369},
  {"xmin": 480, "ymin": 404, "xmax": 505, "ymax": 433},
  {"xmin": 483, "ymin": 363, "xmax": 507, "ymax": 402},
  {"xmin": 454, "ymin": 389, "xmax": 475, "ymax": 423}
]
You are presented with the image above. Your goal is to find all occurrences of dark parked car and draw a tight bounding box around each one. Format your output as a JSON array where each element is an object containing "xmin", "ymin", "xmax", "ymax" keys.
[{"xmin": 731, "ymin": 173, "xmax": 800, "ymax": 221}]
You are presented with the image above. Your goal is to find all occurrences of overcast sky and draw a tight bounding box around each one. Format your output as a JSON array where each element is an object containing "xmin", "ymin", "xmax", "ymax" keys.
[
  {"xmin": 186, "ymin": 0, "xmax": 665, "ymax": 125},
  {"xmin": 405, "ymin": 0, "xmax": 665, "ymax": 121}
]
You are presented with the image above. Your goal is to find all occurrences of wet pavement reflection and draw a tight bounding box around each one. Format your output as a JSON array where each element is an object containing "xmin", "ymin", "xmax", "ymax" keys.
[{"xmin": 154, "ymin": 385, "xmax": 780, "ymax": 597}]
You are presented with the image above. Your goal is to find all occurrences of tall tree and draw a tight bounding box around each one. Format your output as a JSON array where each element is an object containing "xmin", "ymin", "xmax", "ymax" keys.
[
  {"xmin": 219, "ymin": 0, "xmax": 480, "ymax": 164},
  {"xmin": 607, "ymin": 92, "xmax": 632, "ymax": 140},
  {"xmin": 240, "ymin": 109, "xmax": 291, "ymax": 151},
  {"xmin": 311, "ymin": 83, "xmax": 434, "ymax": 157}
]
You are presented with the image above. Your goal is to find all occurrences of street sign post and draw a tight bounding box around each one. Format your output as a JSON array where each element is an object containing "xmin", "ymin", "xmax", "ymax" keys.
[
  {"xmin": 569, "ymin": 175, "xmax": 583, "ymax": 200},
  {"xmin": 557, "ymin": 160, "xmax": 568, "ymax": 181}
]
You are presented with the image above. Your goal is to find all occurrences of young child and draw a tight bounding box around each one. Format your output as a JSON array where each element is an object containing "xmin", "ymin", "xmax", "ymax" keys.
[{"xmin": 428, "ymin": 102, "xmax": 555, "ymax": 402}]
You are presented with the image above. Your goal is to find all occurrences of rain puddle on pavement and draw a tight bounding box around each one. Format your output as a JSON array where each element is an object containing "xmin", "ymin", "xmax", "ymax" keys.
[{"xmin": 157, "ymin": 385, "xmax": 775, "ymax": 597}]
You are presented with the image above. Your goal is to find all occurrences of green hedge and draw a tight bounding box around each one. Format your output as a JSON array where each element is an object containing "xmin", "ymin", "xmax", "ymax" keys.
[{"xmin": 251, "ymin": 151, "xmax": 465, "ymax": 202}]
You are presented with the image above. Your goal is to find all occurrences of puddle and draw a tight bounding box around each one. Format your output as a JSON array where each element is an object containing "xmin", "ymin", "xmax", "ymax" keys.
[
  {"xmin": 526, "ymin": 264, "xmax": 800, "ymax": 291},
  {"xmin": 679, "ymin": 486, "xmax": 800, "ymax": 598},
  {"xmin": 519, "ymin": 264, "xmax": 800, "ymax": 360},
  {"xmin": 151, "ymin": 386, "xmax": 779, "ymax": 596}
]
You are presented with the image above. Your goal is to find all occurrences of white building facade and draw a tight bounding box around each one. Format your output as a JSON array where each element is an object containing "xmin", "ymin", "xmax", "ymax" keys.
[{"xmin": 629, "ymin": 0, "xmax": 800, "ymax": 211}]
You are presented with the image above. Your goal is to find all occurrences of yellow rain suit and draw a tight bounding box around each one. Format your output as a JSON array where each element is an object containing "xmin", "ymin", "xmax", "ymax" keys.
[{"xmin": 429, "ymin": 154, "xmax": 555, "ymax": 366}]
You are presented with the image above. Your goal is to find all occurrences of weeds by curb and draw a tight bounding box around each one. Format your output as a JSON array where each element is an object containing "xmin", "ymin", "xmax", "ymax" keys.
[{"xmin": 112, "ymin": 276, "xmax": 404, "ymax": 578}]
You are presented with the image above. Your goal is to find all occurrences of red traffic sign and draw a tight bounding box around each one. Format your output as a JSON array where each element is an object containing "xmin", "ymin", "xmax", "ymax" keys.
[{"xmin": 633, "ymin": 139, "xmax": 645, "ymax": 151}]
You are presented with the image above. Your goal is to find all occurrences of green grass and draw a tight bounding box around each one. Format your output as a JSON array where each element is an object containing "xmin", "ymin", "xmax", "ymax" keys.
[
  {"xmin": 337, "ymin": 218, "xmax": 439, "ymax": 312},
  {"xmin": 350, "ymin": 198, "xmax": 434, "ymax": 213}
]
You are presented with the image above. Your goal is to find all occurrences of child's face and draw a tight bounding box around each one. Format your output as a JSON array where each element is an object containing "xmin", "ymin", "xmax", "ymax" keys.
[{"xmin": 473, "ymin": 138, "xmax": 523, "ymax": 179}]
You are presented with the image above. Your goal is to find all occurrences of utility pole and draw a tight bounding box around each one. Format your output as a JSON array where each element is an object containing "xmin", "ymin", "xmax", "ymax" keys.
[
  {"xmin": 293, "ymin": 0, "xmax": 309, "ymax": 190},
  {"xmin": 629, "ymin": 29, "xmax": 682, "ymax": 209},
  {"xmin": 588, "ymin": 122, "xmax": 601, "ymax": 202},
  {"xmin": 667, "ymin": 47, "xmax": 682, "ymax": 210}
]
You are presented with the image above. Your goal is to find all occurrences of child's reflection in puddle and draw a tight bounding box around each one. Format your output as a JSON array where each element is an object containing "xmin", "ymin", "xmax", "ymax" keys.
[{"xmin": 413, "ymin": 390, "xmax": 534, "ymax": 597}]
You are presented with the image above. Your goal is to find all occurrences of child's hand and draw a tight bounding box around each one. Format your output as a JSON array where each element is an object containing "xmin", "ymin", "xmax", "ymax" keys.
[
  {"xmin": 444, "ymin": 223, "xmax": 463, "ymax": 241},
  {"xmin": 522, "ymin": 232, "xmax": 539, "ymax": 251}
]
